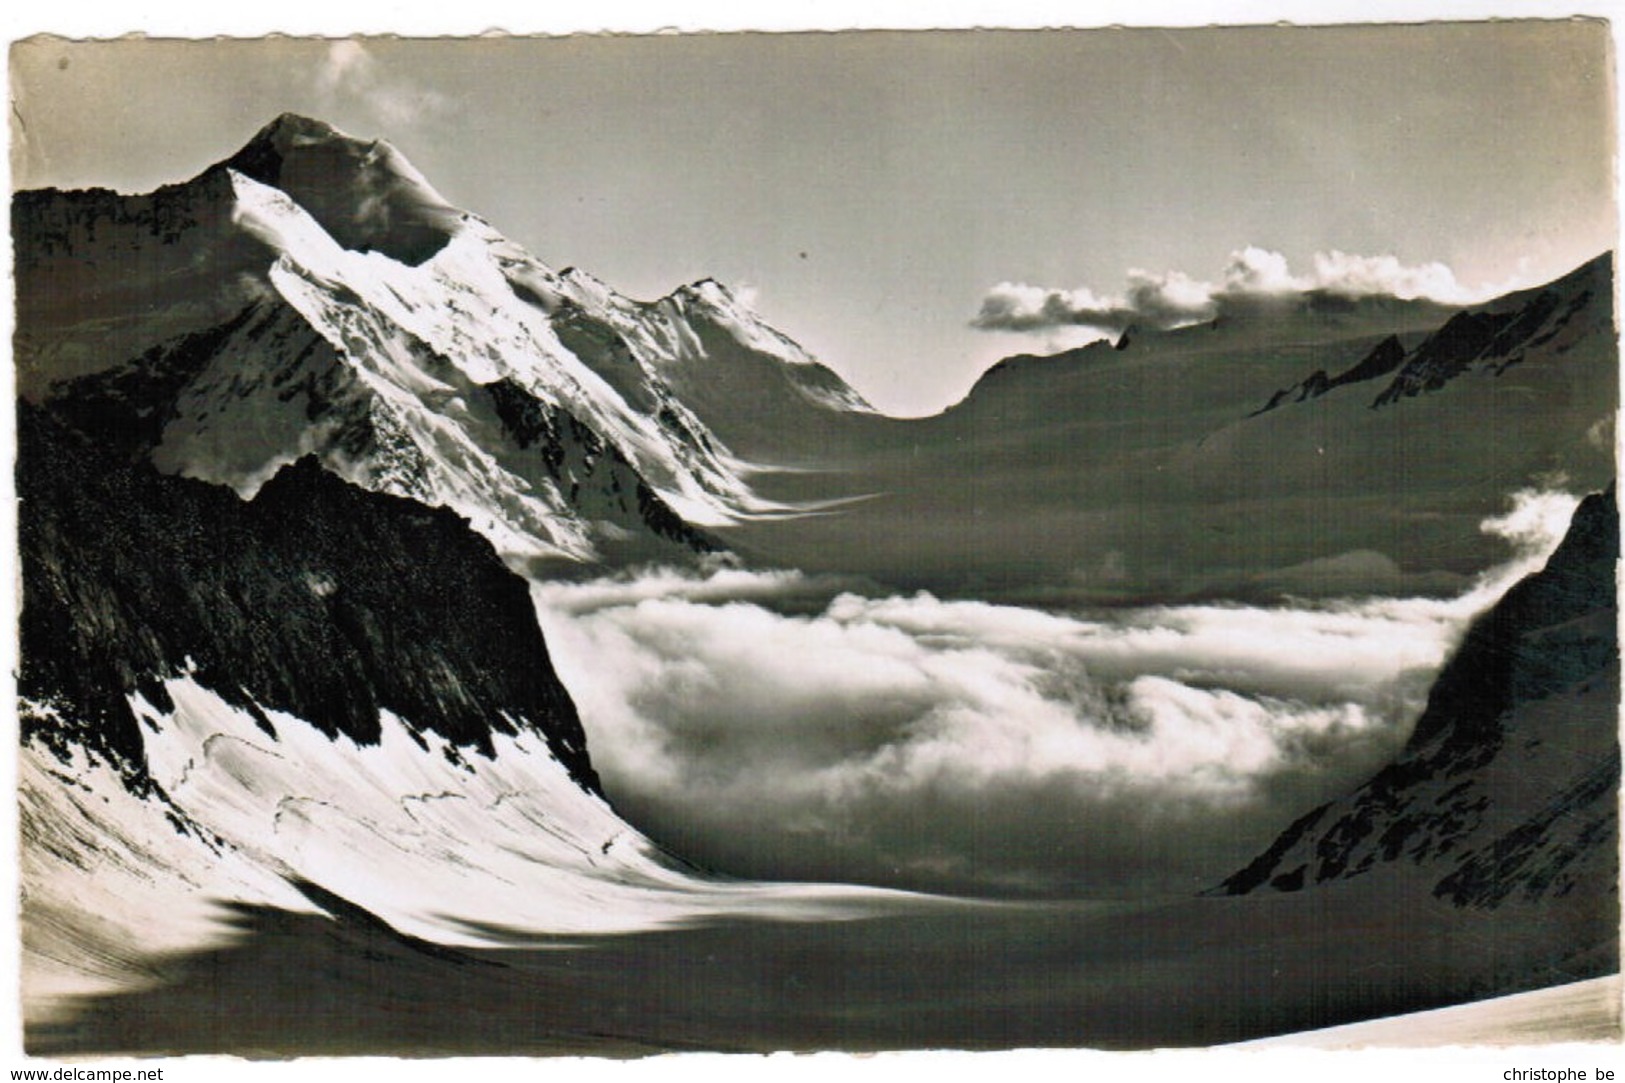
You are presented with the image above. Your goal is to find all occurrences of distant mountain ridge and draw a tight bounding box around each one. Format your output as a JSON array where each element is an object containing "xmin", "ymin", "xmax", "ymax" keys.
[
  {"xmin": 1251, "ymin": 335, "xmax": 1409, "ymax": 414},
  {"xmin": 1252, "ymin": 255, "xmax": 1611, "ymax": 415},
  {"xmin": 729, "ymin": 250, "xmax": 1615, "ymax": 602},
  {"xmin": 18, "ymin": 113, "xmax": 1615, "ymax": 599}
]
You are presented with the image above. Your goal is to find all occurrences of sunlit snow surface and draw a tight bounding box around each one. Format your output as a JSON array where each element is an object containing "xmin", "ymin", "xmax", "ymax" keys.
[
  {"xmin": 19, "ymin": 734, "xmax": 317, "ymax": 1024},
  {"xmin": 1235, "ymin": 975, "xmax": 1623, "ymax": 1048},
  {"xmin": 156, "ymin": 171, "xmax": 811, "ymax": 565},
  {"xmin": 20, "ymin": 682, "xmax": 917, "ymax": 1022},
  {"xmin": 18, "ymin": 487, "xmax": 1584, "ymax": 1021}
]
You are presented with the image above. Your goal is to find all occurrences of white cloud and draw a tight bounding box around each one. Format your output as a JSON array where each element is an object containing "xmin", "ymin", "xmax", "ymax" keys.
[
  {"xmin": 969, "ymin": 270, "xmax": 1220, "ymax": 336},
  {"xmin": 317, "ymin": 40, "xmax": 375, "ymax": 97},
  {"xmin": 970, "ymin": 281, "xmax": 1130, "ymax": 334},
  {"xmin": 1123, "ymin": 267, "xmax": 1217, "ymax": 325},
  {"xmin": 533, "ymin": 489, "xmax": 1579, "ymax": 896},
  {"xmin": 973, "ymin": 247, "xmax": 1497, "ymax": 335},
  {"xmin": 1478, "ymin": 484, "xmax": 1584, "ymax": 563},
  {"xmin": 1307, "ymin": 250, "xmax": 1474, "ymax": 302},
  {"xmin": 1222, "ymin": 246, "xmax": 1301, "ymax": 294},
  {"xmin": 313, "ymin": 40, "xmax": 452, "ymax": 131}
]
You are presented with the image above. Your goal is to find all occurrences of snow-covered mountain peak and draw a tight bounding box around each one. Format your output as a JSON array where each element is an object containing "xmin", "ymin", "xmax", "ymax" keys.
[
  {"xmin": 152, "ymin": 168, "xmax": 778, "ymax": 563},
  {"xmin": 215, "ymin": 115, "xmax": 877, "ymax": 418},
  {"xmin": 662, "ymin": 277, "xmax": 818, "ymax": 366},
  {"xmin": 554, "ymin": 265, "xmax": 638, "ymax": 315},
  {"xmin": 674, "ymin": 276, "xmax": 736, "ymax": 304},
  {"xmin": 17, "ymin": 114, "xmax": 887, "ymax": 566},
  {"xmin": 243, "ymin": 111, "xmax": 348, "ymax": 149},
  {"xmin": 221, "ymin": 112, "xmax": 464, "ymax": 266}
]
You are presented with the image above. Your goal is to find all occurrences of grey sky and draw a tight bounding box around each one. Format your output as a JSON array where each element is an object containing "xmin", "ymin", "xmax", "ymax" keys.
[{"xmin": 9, "ymin": 20, "xmax": 1616, "ymax": 414}]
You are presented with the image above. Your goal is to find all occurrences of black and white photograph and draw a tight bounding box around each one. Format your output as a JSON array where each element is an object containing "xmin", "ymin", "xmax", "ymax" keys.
[{"xmin": 6, "ymin": 5, "xmax": 1620, "ymax": 1066}]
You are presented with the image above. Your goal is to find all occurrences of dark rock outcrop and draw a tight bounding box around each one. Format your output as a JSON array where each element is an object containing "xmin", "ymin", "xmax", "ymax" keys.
[
  {"xmin": 1217, "ymin": 485, "xmax": 1619, "ymax": 907},
  {"xmin": 1248, "ymin": 254, "xmax": 1610, "ymax": 417},
  {"xmin": 1372, "ymin": 258, "xmax": 1606, "ymax": 406},
  {"xmin": 18, "ymin": 401, "xmax": 601, "ymax": 796},
  {"xmin": 1253, "ymin": 334, "xmax": 1408, "ymax": 415},
  {"xmin": 483, "ymin": 377, "xmax": 715, "ymax": 553}
]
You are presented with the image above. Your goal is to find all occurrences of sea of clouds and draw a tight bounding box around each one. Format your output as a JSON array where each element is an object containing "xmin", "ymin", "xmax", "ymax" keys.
[{"xmin": 533, "ymin": 488, "xmax": 1580, "ymax": 898}]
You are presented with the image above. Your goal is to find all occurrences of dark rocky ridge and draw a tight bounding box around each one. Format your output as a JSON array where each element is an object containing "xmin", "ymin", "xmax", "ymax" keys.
[
  {"xmin": 1252, "ymin": 254, "xmax": 1611, "ymax": 416},
  {"xmin": 18, "ymin": 401, "xmax": 600, "ymax": 796},
  {"xmin": 10, "ymin": 167, "xmax": 277, "ymax": 398},
  {"xmin": 1252, "ymin": 334, "xmax": 1408, "ymax": 414},
  {"xmin": 12, "ymin": 172, "xmax": 227, "ymax": 264},
  {"xmin": 482, "ymin": 377, "xmax": 715, "ymax": 554},
  {"xmin": 1218, "ymin": 485, "xmax": 1619, "ymax": 913},
  {"xmin": 1409, "ymin": 485, "xmax": 1619, "ymax": 753},
  {"xmin": 1371, "ymin": 277, "xmax": 1590, "ymax": 406}
]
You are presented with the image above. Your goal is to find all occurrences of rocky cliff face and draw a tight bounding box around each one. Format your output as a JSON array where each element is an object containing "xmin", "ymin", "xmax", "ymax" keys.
[
  {"xmin": 1371, "ymin": 263, "xmax": 1601, "ymax": 406},
  {"xmin": 1218, "ymin": 486, "xmax": 1619, "ymax": 910},
  {"xmin": 19, "ymin": 401, "xmax": 600, "ymax": 796}
]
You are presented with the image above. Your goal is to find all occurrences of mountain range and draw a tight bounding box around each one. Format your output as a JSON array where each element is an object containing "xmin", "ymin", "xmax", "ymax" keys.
[
  {"xmin": 13, "ymin": 114, "xmax": 1619, "ymax": 1053},
  {"xmin": 729, "ymin": 250, "xmax": 1615, "ymax": 603},
  {"xmin": 15, "ymin": 114, "xmax": 871, "ymax": 575}
]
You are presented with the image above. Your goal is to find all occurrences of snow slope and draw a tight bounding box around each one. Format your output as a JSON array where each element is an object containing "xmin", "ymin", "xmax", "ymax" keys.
[
  {"xmin": 20, "ymin": 686, "xmax": 909, "ymax": 1030},
  {"xmin": 17, "ymin": 393, "xmax": 902, "ymax": 1028},
  {"xmin": 1237, "ymin": 974, "xmax": 1621, "ymax": 1048}
]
